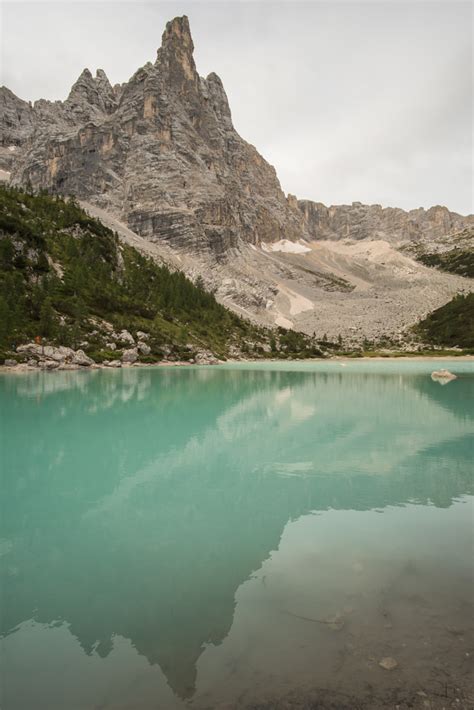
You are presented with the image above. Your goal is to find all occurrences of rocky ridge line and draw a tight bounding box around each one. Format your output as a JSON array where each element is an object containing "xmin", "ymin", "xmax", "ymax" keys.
[
  {"xmin": 2, "ymin": 16, "xmax": 473, "ymax": 259},
  {"xmin": 3, "ymin": 16, "xmax": 304, "ymax": 256}
]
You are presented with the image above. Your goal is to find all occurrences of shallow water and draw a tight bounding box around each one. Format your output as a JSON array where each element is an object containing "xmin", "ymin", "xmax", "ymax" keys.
[{"xmin": 1, "ymin": 361, "xmax": 473, "ymax": 709}]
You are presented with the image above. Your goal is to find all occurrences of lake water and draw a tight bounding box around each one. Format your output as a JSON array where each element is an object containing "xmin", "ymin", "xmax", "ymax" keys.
[{"xmin": 1, "ymin": 360, "xmax": 473, "ymax": 709}]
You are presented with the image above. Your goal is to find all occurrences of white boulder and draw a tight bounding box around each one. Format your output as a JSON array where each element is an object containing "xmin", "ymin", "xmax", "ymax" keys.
[
  {"xmin": 138, "ymin": 342, "xmax": 151, "ymax": 355},
  {"xmin": 72, "ymin": 350, "xmax": 94, "ymax": 366},
  {"xmin": 119, "ymin": 330, "xmax": 135, "ymax": 345},
  {"xmin": 122, "ymin": 348, "xmax": 138, "ymax": 364},
  {"xmin": 431, "ymin": 369, "xmax": 457, "ymax": 384}
]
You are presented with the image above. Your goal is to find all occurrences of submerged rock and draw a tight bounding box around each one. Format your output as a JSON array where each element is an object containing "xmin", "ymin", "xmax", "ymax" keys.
[
  {"xmin": 324, "ymin": 612, "xmax": 345, "ymax": 631},
  {"xmin": 379, "ymin": 657, "xmax": 398, "ymax": 671}
]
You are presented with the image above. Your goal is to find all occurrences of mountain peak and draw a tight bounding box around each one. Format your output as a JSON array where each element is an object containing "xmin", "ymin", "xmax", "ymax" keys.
[
  {"xmin": 162, "ymin": 15, "xmax": 193, "ymax": 48},
  {"xmin": 156, "ymin": 15, "xmax": 197, "ymax": 85},
  {"xmin": 65, "ymin": 66, "xmax": 116, "ymax": 114}
]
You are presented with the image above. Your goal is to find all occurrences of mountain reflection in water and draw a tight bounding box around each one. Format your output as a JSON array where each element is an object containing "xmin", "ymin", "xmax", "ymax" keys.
[{"xmin": 1, "ymin": 362, "xmax": 473, "ymax": 709}]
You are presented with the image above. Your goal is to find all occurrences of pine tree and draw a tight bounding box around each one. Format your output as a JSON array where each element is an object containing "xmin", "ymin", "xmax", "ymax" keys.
[{"xmin": 39, "ymin": 298, "xmax": 59, "ymax": 339}]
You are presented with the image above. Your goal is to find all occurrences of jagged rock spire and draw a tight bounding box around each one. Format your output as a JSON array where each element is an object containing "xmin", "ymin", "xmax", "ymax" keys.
[
  {"xmin": 67, "ymin": 67, "xmax": 116, "ymax": 114},
  {"xmin": 95, "ymin": 69, "xmax": 113, "ymax": 94},
  {"xmin": 155, "ymin": 15, "xmax": 198, "ymax": 88},
  {"xmin": 67, "ymin": 68, "xmax": 94, "ymax": 102}
]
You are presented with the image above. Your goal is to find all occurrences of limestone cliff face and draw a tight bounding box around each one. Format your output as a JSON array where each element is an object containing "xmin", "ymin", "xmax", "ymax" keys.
[
  {"xmin": 3, "ymin": 15, "xmax": 472, "ymax": 262},
  {"xmin": 8, "ymin": 16, "xmax": 304, "ymax": 255},
  {"xmin": 0, "ymin": 88, "xmax": 34, "ymax": 146},
  {"xmin": 0, "ymin": 87, "xmax": 35, "ymax": 171},
  {"xmin": 298, "ymin": 200, "xmax": 474, "ymax": 245}
]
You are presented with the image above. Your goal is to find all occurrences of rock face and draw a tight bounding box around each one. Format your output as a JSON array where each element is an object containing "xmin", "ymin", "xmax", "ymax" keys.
[
  {"xmin": 298, "ymin": 200, "xmax": 474, "ymax": 247},
  {"xmin": 7, "ymin": 16, "xmax": 303, "ymax": 256},
  {"xmin": 0, "ymin": 87, "xmax": 34, "ymax": 172},
  {"xmin": 0, "ymin": 87, "xmax": 34, "ymax": 146}
]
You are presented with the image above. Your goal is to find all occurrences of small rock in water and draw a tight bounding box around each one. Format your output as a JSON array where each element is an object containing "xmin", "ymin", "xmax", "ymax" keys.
[
  {"xmin": 431, "ymin": 369, "xmax": 457, "ymax": 384},
  {"xmin": 379, "ymin": 656, "xmax": 398, "ymax": 670},
  {"xmin": 324, "ymin": 611, "xmax": 345, "ymax": 631}
]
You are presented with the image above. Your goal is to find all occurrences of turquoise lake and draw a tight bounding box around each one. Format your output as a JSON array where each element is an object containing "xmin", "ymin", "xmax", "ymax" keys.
[{"xmin": 1, "ymin": 360, "xmax": 473, "ymax": 709}]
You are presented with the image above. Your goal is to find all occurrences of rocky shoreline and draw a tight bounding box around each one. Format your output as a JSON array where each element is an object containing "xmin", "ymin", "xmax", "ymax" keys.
[
  {"xmin": 1, "ymin": 351, "xmax": 472, "ymax": 375},
  {"xmin": 0, "ymin": 327, "xmax": 223, "ymax": 373}
]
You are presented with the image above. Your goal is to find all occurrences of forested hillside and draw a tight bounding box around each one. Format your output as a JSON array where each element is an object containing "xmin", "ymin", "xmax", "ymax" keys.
[
  {"xmin": 0, "ymin": 186, "xmax": 321, "ymax": 363},
  {"xmin": 414, "ymin": 294, "xmax": 474, "ymax": 350},
  {"xmin": 418, "ymin": 249, "xmax": 474, "ymax": 279}
]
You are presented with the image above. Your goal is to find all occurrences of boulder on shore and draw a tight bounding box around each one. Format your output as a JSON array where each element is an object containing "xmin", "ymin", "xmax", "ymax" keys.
[
  {"xmin": 122, "ymin": 348, "xmax": 138, "ymax": 364},
  {"xmin": 138, "ymin": 342, "xmax": 151, "ymax": 355},
  {"xmin": 41, "ymin": 359, "xmax": 60, "ymax": 370},
  {"xmin": 194, "ymin": 350, "xmax": 219, "ymax": 365},
  {"xmin": 16, "ymin": 343, "xmax": 93, "ymax": 366},
  {"xmin": 118, "ymin": 330, "xmax": 135, "ymax": 345},
  {"xmin": 72, "ymin": 350, "xmax": 94, "ymax": 366}
]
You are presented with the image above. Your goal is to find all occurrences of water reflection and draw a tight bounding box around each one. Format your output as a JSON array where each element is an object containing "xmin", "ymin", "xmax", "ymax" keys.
[{"xmin": 0, "ymin": 363, "xmax": 473, "ymax": 708}]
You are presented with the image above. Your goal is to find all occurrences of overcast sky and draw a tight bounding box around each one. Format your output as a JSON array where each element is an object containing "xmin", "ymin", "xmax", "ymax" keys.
[{"xmin": 1, "ymin": 0, "xmax": 472, "ymax": 214}]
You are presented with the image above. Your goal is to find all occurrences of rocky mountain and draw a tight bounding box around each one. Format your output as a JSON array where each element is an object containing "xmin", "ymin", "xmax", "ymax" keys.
[
  {"xmin": 298, "ymin": 200, "xmax": 474, "ymax": 246},
  {"xmin": 1, "ymin": 14, "xmax": 473, "ymax": 343},
  {"xmin": 4, "ymin": 16, "xmax": 304, "ymax": 256}
]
